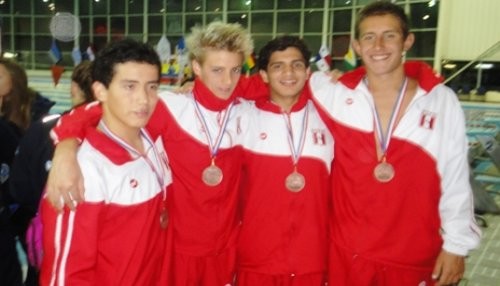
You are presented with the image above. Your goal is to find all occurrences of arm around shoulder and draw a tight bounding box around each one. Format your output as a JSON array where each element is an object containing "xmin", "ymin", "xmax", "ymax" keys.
[{"xmin": 45, "ymin": 138, "xmax": 84, "ymax": 211}]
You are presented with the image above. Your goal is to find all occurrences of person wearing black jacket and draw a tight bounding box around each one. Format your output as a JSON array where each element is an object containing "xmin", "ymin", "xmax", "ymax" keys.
[
  {"xmin": 8, "ymin": 60, "xmax": 93, "ymax": 286},
  {"xmin": 1, "ymin": 58, "xmax": 55, "ymax": 286}
]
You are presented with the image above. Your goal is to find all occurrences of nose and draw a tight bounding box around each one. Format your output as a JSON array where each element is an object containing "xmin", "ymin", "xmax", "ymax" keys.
[
  {"xmin": 137, "ymin": 86, "xmax": 150, "ymax": 104},
  {"xmin": 374, "ymin": 36, "xmax": 384, "ymax": 50},
  {"xmin": 221, "ymin": 70, "xmax": 233, "ymax": 87}
]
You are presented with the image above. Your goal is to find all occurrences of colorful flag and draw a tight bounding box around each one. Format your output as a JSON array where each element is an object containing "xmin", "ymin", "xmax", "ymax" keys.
[
  {"xmin": 156, "ymin": 35, "xmax": 171, "ymax": 63},
  {"xmin": 343, "ymin": 41, "xmax": 357, "ymax": 71},
  {"xmin": 86, "ymin": 45, "xmax": 95, "ymax": 61},
  {"xmin": 243, "ymin": 53, "xmax": 256, "ymax": 73},
  {"xmin": 71, "ymin": 46, "xmax": 82, "ymax": 66},
  {"xmin": 176, "ymin": 37, "xmax": 185, "ymax": 55},
  {"xmin": 315, "ymin": 44, "xmax": 332, "ymax": 72},
  {"xmin": 48, "ymin": 39, "xmax": 62, "ymax": 64}
]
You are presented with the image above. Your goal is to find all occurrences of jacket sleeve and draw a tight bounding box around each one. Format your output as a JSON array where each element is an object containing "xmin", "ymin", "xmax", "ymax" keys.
[
  {"xmin": 50, "ymin": 102, "xmax": 103, "ymax": 144},
  {"xmin": 237, "ymin": 74, "xmax": 268, "ymax": 100},
  {"xmin": 10, "ymin": 119, "xmax": 56, "ymax": 212},
  {"xmin": 439, "ymin": 90, "xmax": 482, "ymax": 256}
]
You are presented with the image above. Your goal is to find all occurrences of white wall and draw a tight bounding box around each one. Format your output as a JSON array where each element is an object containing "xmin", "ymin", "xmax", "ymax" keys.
[{"xmin": 437, "ymin": 0, "xmax": 500, "ymax": 62}]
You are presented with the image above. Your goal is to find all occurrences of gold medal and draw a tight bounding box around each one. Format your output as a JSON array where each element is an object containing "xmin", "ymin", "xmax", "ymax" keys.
[
  {"xmin": 202, "ymin": 163, "xmax": 223, "ymax": 186},
  {"xmin": 285, "ymin": 171, "xmax": 306, "ymax": 192},
  {"xmin": 373, "ymin": 161, "xmax": 395, "ymax": 183},
  {"xmin": 159, "ymin": 208, "xmax": 168, "ymax": 229}
]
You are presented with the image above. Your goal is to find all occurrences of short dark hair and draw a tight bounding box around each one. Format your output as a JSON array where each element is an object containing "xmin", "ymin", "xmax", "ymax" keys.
[
  {"xmin": 92, "ymin": 39, "xmax": 161, "ymax": 87},
  {"xmin": 355, "ymin": 1, "xmax": 410, "ymax": 39},
  {"xmin": 258, "ymin": 35, "xmax": 311, "ymax": 71}
]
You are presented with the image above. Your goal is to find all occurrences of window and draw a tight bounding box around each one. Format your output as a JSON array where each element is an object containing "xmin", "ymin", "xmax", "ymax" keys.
[{"xmin": 0, "ymin": 0, "xmax": 440, "ymax": 70}]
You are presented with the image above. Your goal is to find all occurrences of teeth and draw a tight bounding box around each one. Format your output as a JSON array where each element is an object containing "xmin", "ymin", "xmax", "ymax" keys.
[
  {"xmin": 281, "ymin": 80, "xmax": 296, "ymax": 85},
  {"xmin": 372, "ymin": 55, "xmax": 389, "ymax": 61}
]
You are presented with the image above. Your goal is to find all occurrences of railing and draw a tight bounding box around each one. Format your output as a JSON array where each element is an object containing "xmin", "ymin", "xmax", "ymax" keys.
[{"xmin": 444, "ymin": 40, "xmax": 500, "ymax": 85}]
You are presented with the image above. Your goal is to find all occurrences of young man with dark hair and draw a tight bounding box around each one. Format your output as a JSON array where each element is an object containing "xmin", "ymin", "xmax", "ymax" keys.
[
  {"xmin": 40, "ymin": 39, "xmax": 171, "ymax": 285},
  {"xmin": 308, "ymin": 2, "xmax": 480, "ymax": 285},
  {"xmin": 236, "ymin": 35, "xmax": 333, "ymax": 286}
]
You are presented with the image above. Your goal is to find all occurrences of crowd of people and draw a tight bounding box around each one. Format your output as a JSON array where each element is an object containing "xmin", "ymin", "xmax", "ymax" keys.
[{"xmin": 0, "ymin": 1, "xmax": 481, "ymax": 286}]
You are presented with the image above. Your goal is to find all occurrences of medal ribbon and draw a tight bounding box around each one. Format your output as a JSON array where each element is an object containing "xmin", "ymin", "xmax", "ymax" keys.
[
  {"xmin": 193, "ymin": 95, "xmax": 235, "ymax": 159},
  {"xmin": 99, "ymin": 121, "xmax": 168, "ymax": 199},
  {"xmin": 369, "ymin": 77, "xmax": 408, "ymax": 160},
  {"xmin": 283, "ymin": 103, "xmax": 310, "ymax": 166}
]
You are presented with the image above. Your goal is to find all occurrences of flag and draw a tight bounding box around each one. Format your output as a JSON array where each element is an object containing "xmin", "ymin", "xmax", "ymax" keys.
[
  {"xmin": 315, "ymin": 44, "xmax": 332, "ymax": 72},
  {"xmin": 242, "ymin": 53, "xmax": 256, "ymax": 74},
  {"xmin": 71, "ymin": 46, "xmax": 82, "ymax": 66},
  {"xmin": 48, "ymin": 39, "xmax": 62, "ymax": 64},
  {"xmin": 343, "ymin": 41, "xmax": 357, "ymax": 71},
  {"xmin": 156, "ymin": 35, "xmax": 171, "ymax": 62},
  {"xmin": 176, "ymin": 37, "xmax": 185, "ymax": 55},
  {"xmin": 51, "ymin": 65, "xmax": 65, "ymax": 86},
  {"xmin": 85, "ymin": 45, "xmax": 95, "ymax": 61}
]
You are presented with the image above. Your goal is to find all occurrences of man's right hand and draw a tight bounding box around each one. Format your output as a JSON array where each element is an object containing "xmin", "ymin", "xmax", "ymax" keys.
[{"xmin": 46, "ymin": 139, "xmax": 84, "ymax": 211}]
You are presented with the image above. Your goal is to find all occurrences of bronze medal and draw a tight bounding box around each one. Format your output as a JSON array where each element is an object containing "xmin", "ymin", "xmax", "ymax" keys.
[
  {"xmin": 202, "ymin": 164, "xmax": 223, "ymax": 186},
  {"xmin": 285, "ymin": 171, "xmax": 306, "ymax": 193},
  {"xmin": 159, "ymin": 208, "xmax": 169, "ymax": 229},
  {"xmin": 373, "ymin": 161, "xmax": 395, "ymax": 183}
]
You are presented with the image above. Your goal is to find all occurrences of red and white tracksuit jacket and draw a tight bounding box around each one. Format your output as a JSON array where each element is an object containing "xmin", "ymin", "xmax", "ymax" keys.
[
  {"xmin": 41, "ymin": 128, "xmax": 171, "ymax": 286},
  {"xmin": 237, "ymin": 87, "xmax": 334, "ymax": 278},
  {"xmin": 309, "ymin": 62, "xmax": 481, "ymax": 274}
]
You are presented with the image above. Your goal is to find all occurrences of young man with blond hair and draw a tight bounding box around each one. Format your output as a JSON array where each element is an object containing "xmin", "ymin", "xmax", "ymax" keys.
[{"xmin": 46, "ymin": 22, "xmax": 254, "ymax": 285}]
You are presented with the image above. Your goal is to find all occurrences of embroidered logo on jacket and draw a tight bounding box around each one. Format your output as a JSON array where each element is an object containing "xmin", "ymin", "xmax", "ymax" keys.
[
  {"xmin": 419, "ymin": 110, "xmax": 436, "ymax": 130},
  {"xmin": 312, "ymin": 129, "xmax": 327, "ymax": 145}
]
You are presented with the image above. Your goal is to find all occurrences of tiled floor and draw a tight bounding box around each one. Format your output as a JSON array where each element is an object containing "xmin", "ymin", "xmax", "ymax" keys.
[
  {"xmin": 462, "ymin": 202, "xmax": 500, "ymax": 285},
  {"xmin": 461, "ymin": 100, "xmax": 500, "ymax": 286}
]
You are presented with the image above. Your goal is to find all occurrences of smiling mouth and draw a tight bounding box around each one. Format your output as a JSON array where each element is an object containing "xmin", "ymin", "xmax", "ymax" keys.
[
  {"xmin": 280, "ymin": 79, "xmax": 298, "ymax": 86},
  {"xmin": 371, "ymin": 54, "xmax": 390, "ymax": 61}
]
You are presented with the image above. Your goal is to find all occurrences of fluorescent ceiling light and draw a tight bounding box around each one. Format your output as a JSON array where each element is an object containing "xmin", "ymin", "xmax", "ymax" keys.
[{"xmin": 475, "ymin": 63, "xmax": 494, "ymax": 69}]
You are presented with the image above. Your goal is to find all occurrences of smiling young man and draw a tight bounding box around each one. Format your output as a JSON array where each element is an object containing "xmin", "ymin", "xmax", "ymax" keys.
[
  {"xmin": 235, "ymin": 36, "xmax": 333, "ymax": 286},
  {"xmin": 307, "ymin": 2, "xmax": 481, "ymax": 286}
]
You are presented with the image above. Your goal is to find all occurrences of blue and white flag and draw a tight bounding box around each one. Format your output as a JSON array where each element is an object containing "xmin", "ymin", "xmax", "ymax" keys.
[
  {"xmin": 48, "ymin": 39, "xmax": 62, "ymax": 63},
  {"xmin": 85, "ymin": 45, "xmax": 96, "ymax": 61},
  {"xmin": 176, "ymin": 37, "xmax": 185, "ymax": 55},
  {"xmin": 71, "ymin": 46, "xmax": 82, "ymax": 66}
]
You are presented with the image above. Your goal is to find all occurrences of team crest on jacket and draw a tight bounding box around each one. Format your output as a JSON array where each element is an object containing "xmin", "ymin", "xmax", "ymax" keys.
[
  {"xmin": 312, "ymin": 129, "xmax": 326, "ymax": 145},
  {"xmin": 260, "ymin": 132, "xmax": 267, "ymax": 140},
  {"xmin": 419, "ymin": 110, "xmax": 436, "ymax": 130}
]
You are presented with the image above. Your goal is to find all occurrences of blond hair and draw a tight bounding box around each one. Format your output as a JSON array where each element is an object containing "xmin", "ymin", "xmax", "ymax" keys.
[{"xmin": 185, "ymin": 21, "xmax": 254, "ymax": 64}]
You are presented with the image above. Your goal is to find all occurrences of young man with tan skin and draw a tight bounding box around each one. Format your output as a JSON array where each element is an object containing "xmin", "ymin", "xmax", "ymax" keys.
[
  {"xmin": 40, "ymin": 39, "xmax": 171, "ymax": 285},
  {"xmin": 236, "ymin": 36, "xmax": 333, "ymax": 286},
  {"xmin": 307, "ymin": 2, "xmax": 480, "ymax": 285}
]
